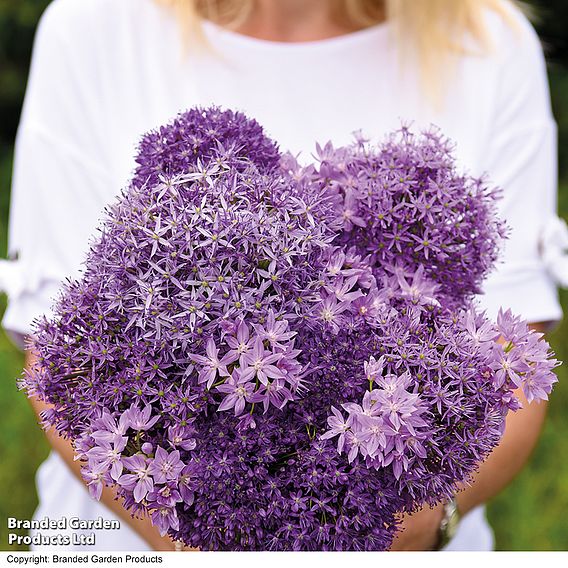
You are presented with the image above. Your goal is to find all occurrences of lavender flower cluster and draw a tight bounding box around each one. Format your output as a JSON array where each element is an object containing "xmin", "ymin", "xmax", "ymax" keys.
[
  {"xmin": 23, "ymin": 107, "xmax": 558, "ymax": 551},
  {"xmin": 286, "ymin": 128, "xmax": 507, "ymax": 306}
]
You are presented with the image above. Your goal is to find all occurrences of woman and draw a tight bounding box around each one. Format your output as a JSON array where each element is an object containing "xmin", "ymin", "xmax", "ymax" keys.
[{"xmin": 3, "ymin": 0, "xmax": 561, "ymax": 551}]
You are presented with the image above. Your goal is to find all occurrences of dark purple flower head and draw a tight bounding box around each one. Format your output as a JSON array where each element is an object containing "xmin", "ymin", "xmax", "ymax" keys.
[{"xmin": 134, "ymin": 107, "xmax": 281, "ymax": 189}]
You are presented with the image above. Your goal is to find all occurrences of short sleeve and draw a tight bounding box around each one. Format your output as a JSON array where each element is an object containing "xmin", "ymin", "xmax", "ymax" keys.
[
  {"xmin": 476, "ymin": 9, "xmax": 562, "ymax": 323},
  {"xmin": 2, "ymin": 0, "xmax": 112, "ymax": 339}
]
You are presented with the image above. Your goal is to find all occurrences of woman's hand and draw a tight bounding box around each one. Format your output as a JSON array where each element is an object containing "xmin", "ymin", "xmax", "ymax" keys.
[{"xmin": 389, "ymin": 504, "xmax": 445, "ymax": 551}]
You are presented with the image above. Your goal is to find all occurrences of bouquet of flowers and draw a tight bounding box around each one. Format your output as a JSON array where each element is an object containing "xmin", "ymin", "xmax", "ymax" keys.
[{"xmin": 23, "ymin": 107, "xmax": 558, "ymax": 551}]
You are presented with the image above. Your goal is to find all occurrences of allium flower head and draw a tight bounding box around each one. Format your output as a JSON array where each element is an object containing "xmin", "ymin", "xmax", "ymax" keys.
[
  {"xmin": 22, "ymin": 107, "xmax": 558, "ymax": 551},
  {"xmin": 285, "ymin": 126, "xmax": 507, "ymax": 306}
]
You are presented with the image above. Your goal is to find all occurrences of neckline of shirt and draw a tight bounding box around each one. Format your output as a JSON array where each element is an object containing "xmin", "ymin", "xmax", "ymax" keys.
[{"xmin": 201, "ymin": 19, "xmax": 390, "ymax": 54}]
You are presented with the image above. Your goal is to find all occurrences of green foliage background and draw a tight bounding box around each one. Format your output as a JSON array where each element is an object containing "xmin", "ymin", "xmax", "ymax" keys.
[{"xmin": 0, "ymin": 0, "xmax": 567, "ymax": 551}]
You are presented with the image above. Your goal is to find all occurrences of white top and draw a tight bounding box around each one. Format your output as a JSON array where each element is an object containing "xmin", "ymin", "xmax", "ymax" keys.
[{"xmin": 3, "ymin": 0, "xmax": 562, "ymax": 551}]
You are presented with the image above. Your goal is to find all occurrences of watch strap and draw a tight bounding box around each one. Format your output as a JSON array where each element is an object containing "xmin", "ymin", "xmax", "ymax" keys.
[{"xmin": 435, "ymin": 497, "xmax": 461, "ymax": 550}]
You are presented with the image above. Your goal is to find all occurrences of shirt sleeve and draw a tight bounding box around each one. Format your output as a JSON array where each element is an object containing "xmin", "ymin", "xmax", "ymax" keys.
[
  {"xmin": 2, "ymin": 0, "xmax": 112, "ymax": 340},
  {"xmin": 475, "ymin": 9, "xmax": 562, "ymax": 323}
]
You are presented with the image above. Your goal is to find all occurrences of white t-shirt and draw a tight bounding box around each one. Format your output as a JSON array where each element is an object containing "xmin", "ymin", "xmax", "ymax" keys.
[{"xmin": 2, "ymin": 0, "xmax": 561, "ymax": 551}]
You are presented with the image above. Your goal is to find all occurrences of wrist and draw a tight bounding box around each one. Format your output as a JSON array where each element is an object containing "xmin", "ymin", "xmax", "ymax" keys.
[{"xmin": 134, "ymin": 518, "xmax": 176, "ymax": 551}]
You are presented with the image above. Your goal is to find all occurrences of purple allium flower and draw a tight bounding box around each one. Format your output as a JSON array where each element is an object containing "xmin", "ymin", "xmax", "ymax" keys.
[
  {"xmin": 133, "ymin": 107, "xmax": 281, "ymax": 188},
  {"xmin": 147, "ymin": 482, "xmax": 182, "ymax": 508},
  {"xmin": 151, "ymin": 505, "xmax": 180, "ymax": 536},
  {"xmin": 216, "ymin": 370, "xmax": 255, "ymax": 415},
  {"xmin": 239, "ymin": 337, "xmax": 286, "ymax": 385},
  {"xmin": 225, "ymin": 320, "xmax": 254, "ymax": 365},
  {"xmin": 167, "ymin": 425, "xmax": 196, "ymax": 451},
  {"xmin": 249, "ymin": 378, "xmax": 294, "ymax": 413},
  {"xmin": 82, "ymin": 461, "xmax": 111, "ymax": 501},
  {"xmin": 86, "ymin": 436, "xmax": 127, "ymax": 481},
  {"xmin": 178, "ymin": 464, "xmax": 196, "ymax": 505},
  {"xmin": 148, "ymin": 447, "xmax": 185, "ymax": 484},
  {"xmin": 287, "ymin": 126, "xmax": 508, "ymax": 306},
  {"xmin": 320, "ymin": 406, "xmax": 353, "ymax": 453},
  {"xmin": 22, "ymin": 108, "xmax": 559, "ymax": 551},
  {"xmin": 252, "ymin": 311, "xmax": 296, "ymax": 349},
  {"xmin": 190, "ymin": 338, "xmax": 232, "ymax": 389},
  {"xmin": 90, "ymin": 411, "xmax": 130, "ymax": 446},
  {"xmin": 124, "ymin": 405, "xmax": 160, "ymax": 432},
  {"xmin": 119, "ymin": 455, "xmax": 154, "ymax": 503}
]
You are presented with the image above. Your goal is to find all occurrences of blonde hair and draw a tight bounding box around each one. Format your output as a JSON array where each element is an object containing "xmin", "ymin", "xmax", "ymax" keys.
[{"xmin": 156, "ymin": 0, "xmax": 521, "ymax": 100}]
